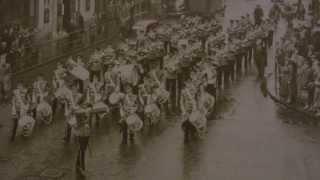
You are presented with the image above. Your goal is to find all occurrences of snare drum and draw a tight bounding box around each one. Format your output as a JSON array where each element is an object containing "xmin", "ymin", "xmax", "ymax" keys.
[
  {"xmin": 36, "ymin": 101, "xmax": 53, "ymax": 125},
  {"xmin": 156, "ymin": 88, "xmax": 170, "ymax": 104},
  {"xmin": 144, "ymin": 103, "xmax": 161, "ymax": 124},
  {"xmin": 109, "ymin": 92, "xmax": 123, "ymax": 105},
  {"xmin": 125, "ymin": 113, "xmax": 143, "ymax": 132},
  {"xmin": 91, "ymin": 102, "xmax": 109, "ymax": 114},
  {"xmin": 189, "ymin": 110, "xmax": 207, "ymax": 133},
  {"xmin": 17, "ymin": 115, "xmax": 36, "ymax": 137}
]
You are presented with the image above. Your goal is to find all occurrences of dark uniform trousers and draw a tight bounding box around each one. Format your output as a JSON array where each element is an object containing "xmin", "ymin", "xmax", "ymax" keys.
[
  {"xmin": 11, "ymin": 117, "xmax": 18, "ymax": 141},
  {"xmin": 76, "ymin": 136, "xmax": 89, "ymax": 174}
]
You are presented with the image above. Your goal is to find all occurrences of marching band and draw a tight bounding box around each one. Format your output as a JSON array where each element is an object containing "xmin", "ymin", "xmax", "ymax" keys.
[{"xmin": 10, "ymin": 6, "xmax": 275, "ymax": 146}]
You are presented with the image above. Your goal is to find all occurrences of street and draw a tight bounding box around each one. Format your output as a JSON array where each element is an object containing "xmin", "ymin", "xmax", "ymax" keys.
[
  {"xmin": 3, "ymin": 66, "xmax": 320, "ymax": 180},
  {"xmin": 2, "ymin": 0, "xmax": 320, "ymax": 180}
]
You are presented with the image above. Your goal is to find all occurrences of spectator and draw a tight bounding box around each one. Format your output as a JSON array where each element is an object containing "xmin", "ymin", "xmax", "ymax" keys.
[{"xmin": 254, "ymin": 5, "xmax": 264, "ymax": 26}]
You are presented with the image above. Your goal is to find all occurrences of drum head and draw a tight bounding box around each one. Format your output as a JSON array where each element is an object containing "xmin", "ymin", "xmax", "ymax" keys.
[
  {"xmin": 126, "ymin": 114, "xmax": 143, "ymax": 132},
  {"xmin": 109, "ymin": 93, "xmax": 121, "ymax": 104}
]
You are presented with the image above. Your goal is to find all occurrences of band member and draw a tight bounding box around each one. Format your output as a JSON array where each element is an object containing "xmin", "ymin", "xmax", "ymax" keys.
[
  {"xmin": 73, "ymin": 108, "xmax": 91, "ymax": 178},
  {"xmin": 11, "ymin": 82, "xmax": 29, "ymax": 141},
  {"xmin": 75, "ymin": 55, "xmax": 85, "ymax": 93},
  {"xmin": 269, "ymin": 1, "xmax": 282, "ymax": 24},
  {"xmin": 254, "ymin": 5, "xmax": 264, "ymax": 26},
  {"xmin": 32, "ymin": 74, "xmax": 49, "ymax": 120},
  {"xmin": 197, "ymin": 83, "xmax": 215, "ymax": 118},
  {"xmin": 35, "ymin": 94, "xmax": 53, "ymax": 125},
  {"xmin": 180, "ymin": 79, "xmax": 197, "ymax": 142},
  {"xmin": 55, "ymin": 81, "xmax": 75, "ymax": 142},
  {"xmin": 103, "ymin": 63, "xmax": 117, "ymax": 102},
  {"xmin": 52, "ymin": 62, "xmax": 67, "ymax": 117},
  {"xmin": 140, "ymin": 84, "xmax": 161, "ymax": 127},
  {"xmin": 164, "ymin": 52, "xmax": 178, "ymax": 112},
  {"xmin": 203, "ymin": 64, "xmax": 217, "ymax": 98},
  {"xmin": 120, "ymin": 85, "xmax": 142, "ymax": 144},
  {"xmin": 254, "ymin": 39, "xmax": 267, "ymax": 79},
  {"xmin": 89, "ymin": 49, "xmax": 103, "ymax": 82},
  {"xmin": 84, "ymin": 83, "xmax": 103, "ymax": 127}
]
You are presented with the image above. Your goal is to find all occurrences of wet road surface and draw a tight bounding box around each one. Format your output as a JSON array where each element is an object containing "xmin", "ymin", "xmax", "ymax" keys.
[
  {"xmin": 3, "ymin": 70, "xmax": 320, "ymax": 180},
  {"xmin": 2, "ymin": 0, "xmax": 320, "ymax": 180}
]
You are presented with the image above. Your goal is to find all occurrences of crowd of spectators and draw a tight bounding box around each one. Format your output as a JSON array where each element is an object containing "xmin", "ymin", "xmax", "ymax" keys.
[{"xmin": 0, "ymin": 23, "xmax": 37, "ymax": 72}]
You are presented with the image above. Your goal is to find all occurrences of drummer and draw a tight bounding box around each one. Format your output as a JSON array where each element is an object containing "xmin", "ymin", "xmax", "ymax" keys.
[
  {"xmin": 196, "ymin": 83, "xmax": 215, "ymax": 118},
  {"xmin": 54, "ymin": 80, "xmax": 73, "ymax": 142},
  {"xmin": 11, "ymin": 81, "xmax": 29, "ymax": 141},
  {"xmin": 120, "ymin": 84, "xmax": 139, "ymax": 144},
  {"xmin": 52, "ymin": 62, "xmax": 67, "ymax": 117},
  {"xmin": 89, "ymin": 48, "xmax": 103, "ymax": 82},
  {"xmin": 84, "ymin": 83, "xmax": 103, "ymax": 127},
  {"xmin": 31, "ymin": 74, "xmax": 49, "ymax": 120},
  {"xmin": 139, "ymin": 79, "xmax": 160, "ymax": 127},
  {"xmin": 180, "ymin": 79, "xmax": 197, "ymax": 142},
  {"xmin": 73, "ymin": 107, "xmax": 91, "ymax": 178},
  {"xmin": 164, "ymin": 52, "xmax": 178, "ymax": 113},
  {"xmin": 75, "ymin": 55, "xmax": 85, "ymax": 93},
  {"xmin": 202, "ymin": 63, "xmax": 217, "ymax": 97},
  {"xmin": 103, "ymin": 63, "xmax": 117, "ymax": 103},
  {"xmin": 32, "ymin": 74, "xmax": 49, "ymax": 105}
]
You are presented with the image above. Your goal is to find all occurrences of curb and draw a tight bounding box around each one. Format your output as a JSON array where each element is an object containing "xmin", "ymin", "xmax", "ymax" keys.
[{"xmin": 266, "ymin": 88, "xmax": 320, "ymax": 121}]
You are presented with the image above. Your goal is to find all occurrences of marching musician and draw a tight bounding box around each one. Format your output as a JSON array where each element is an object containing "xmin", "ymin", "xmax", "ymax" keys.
[
  {"xmin": 52, "ymin": 62, "xmax": 67, "ymax": 118},
  {"xmin": 269, "ymin": 1, "xmax": 282, "ymax": 24},
  {"xmin": 11, "ymin": 82, "xmax": 29, "ymax": 141},
  {"xmin": 196, "ymin": 83, "xmax": 215, "ymax": 118},
  {"xmin": 61, "ymin": 83, "xmax": 83, "ymax": 142},
  {"xmin": 203, "ymin": 63, "xmax": 217, "ymax": 98},
  {"xmin": 32, "ymin": 74, "xmax": 52, "ymax": 125},
  {"xmin": 139, "ymin": 80, "xmax": 161, "ymax": 127},
  {"xmin": 254, "ymin": 4, "xmax": 264, "ymax": 26},
  {"xmin": 164, "ymin": 52, "xmax": 178, "ymax": 113},
  {"xmin": 33, "ymin": 74, "xmax": 49, "ymax": 101},
  {"xmin": 254, "ymin": 39, "xmax": 267, "ymax": 79},
  {"xmin": 84, "ymin": 83, "xmax": 103, "ymax": 127},
  {"xmin": 120, "ymin": 85, "xmax": 140, "ymax": 144},
  {"xmin": 73, "ymin": 107, "xmax": 91, "ymax": 178},
  {"xmin": 55, "ymin": 81, "xmax": 76, "ymax": 143},
  {"xmin": 89, "ymin": 48, "xmax": 103, "ymax": 82},
  {"xmin": 75, "ymin": 55, "xmax": 85, "ymax": 93},
  {"xmin": 180, "ymin": 79, "xmax": 197, "ymax": 142},
  {"xmin": 103, "ymin": 63, "xmax": 117, "ymax": 102}
]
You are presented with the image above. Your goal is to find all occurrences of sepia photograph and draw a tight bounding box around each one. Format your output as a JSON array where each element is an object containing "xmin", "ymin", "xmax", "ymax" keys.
[{"xmin": 1, "ymin": 0, "xmax": 320, "ymax": 179}]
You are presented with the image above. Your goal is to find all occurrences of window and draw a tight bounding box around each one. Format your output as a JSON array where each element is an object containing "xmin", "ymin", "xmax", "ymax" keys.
[
  {"xmin": 44, "ymin": 0, "xmax": 50, "ymax": 23},
  {"xmin": 58, "ymin": 3, "xmax": 63, "ymax": 16},
  {"xmin": 44, "ymin": 8, "xmax": 50, "ymax": 23},
  {"xmin": 86, "ymin": 0, "xmax": 91, "ymax": 11}
]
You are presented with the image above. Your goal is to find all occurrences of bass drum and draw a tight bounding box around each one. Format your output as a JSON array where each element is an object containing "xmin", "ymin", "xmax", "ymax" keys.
[
  {"xmin": 36, "ymin": 101, "xmax": 53, "ymax": 125},
  {"xmin": 189, "ymin": 110, "xmax": 207, "ymax": 135},
  {"xmin": 125, "ymin": 113, "xmax": 143, "ymax": 132},
  {"xmin": 144, "ymin": 103, "xmax": 161, "ymax": 124},
  {"xmin": 17, "ymin": 115, "xmax": 36, "ymax": 137}
]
